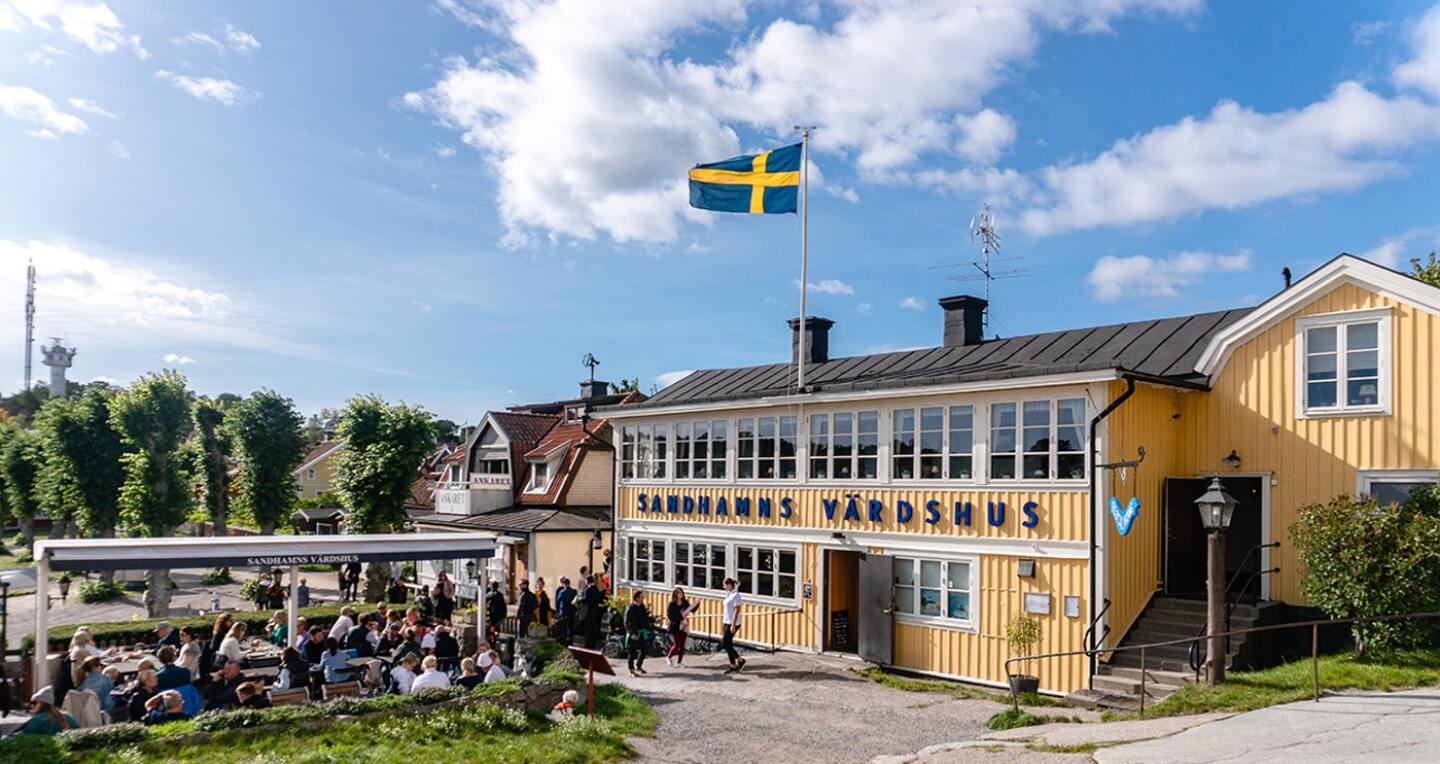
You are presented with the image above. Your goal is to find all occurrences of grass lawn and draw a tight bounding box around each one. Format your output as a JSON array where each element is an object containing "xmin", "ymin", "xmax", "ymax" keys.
[
  {"xmin": 857, "ymin": 667, "xmax": 1068, "ymax": 708},
  {"xmin": 1106, "ymin": 648, "xmax": 1440, "ymax": 720}
]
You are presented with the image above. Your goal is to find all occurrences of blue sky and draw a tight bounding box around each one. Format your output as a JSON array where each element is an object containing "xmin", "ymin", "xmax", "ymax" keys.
[{"xmin": 3, "ymin": 1, "xmax": 1440, "ymax": 424}]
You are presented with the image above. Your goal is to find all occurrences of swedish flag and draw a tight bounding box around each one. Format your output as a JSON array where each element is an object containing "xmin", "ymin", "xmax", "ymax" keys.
[{"xmin": 688, "ymin": 143, "xmax": 801, "ymax": 214}]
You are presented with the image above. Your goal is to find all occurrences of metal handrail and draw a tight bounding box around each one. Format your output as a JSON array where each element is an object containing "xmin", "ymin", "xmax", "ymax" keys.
[
  {"xmin": 1185, "ymin": 541, "xmax": 1281, "ymax": 671},
  {"xmin": 685, "ymin": 607, "xmax": 803, "ymax": 652},
  {"xmin": 1005, "ymin": 610, "xmax": 1440, "ymax": 712}
]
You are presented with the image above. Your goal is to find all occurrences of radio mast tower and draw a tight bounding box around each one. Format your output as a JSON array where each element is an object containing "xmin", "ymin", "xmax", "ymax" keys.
[
  {"xmin": 929, "ymin": 204, "xmax": 1029, "ymax": 338},
  {"xmin": 24, "ymin": 260, "xmax": 35, "ymax": 390}
]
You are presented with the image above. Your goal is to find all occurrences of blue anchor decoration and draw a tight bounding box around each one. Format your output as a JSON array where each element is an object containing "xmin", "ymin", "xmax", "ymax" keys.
[{"xmin": 1109, "ymin": 495, "xmax": 1141, "ymax": 536}]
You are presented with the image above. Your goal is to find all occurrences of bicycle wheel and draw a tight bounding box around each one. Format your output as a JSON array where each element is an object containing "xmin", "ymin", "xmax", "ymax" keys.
[{"xmin": 601, "ymin": 639, "xmax": 625, "ymax": 659}]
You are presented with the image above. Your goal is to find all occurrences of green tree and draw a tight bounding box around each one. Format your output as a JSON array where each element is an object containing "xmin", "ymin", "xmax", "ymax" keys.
[
  {"xmin": 431, "ymin": 418, "xmax": 461, "ymax": 447},
  {"xmin": 229, "ymin": 390, "xmax": 307, "ymax": 534},
  {"xmin": 1411, "ymin": 252, "xmax": 1440, "ymax": 288},
  {"xmin": 110, "ymin": 370, "xmax": 194, "ymax": 616},
  {"xmin": 191, "ymin": 397, "xmax": 234, "ymax": 537},
  {"xmin": 0, "ymin": 425, "xmax": 43, "ymax": 549},
  {"xmin": 334, "ymin": 395, "xmax": 435, "ymax": 599},
  {"xmin": 33, "ymin": 388, "xmax": 127, "ymax": 582}
]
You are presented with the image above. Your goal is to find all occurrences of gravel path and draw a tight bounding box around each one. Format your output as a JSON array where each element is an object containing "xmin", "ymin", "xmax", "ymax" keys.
[{"xmin": 601, "ymin": 651, "xmax": 1089, "ymax": 764}]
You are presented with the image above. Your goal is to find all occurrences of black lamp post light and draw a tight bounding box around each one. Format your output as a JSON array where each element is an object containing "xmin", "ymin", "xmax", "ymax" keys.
[{"xmin": 1194, "ymin": 476, "xmax": 1238, "ymax": 686}]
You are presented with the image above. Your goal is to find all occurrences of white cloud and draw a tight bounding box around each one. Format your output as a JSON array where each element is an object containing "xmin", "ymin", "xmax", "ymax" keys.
[
  {"xmin": 2, "ymin": 0, "xmax": 148, "ymax": 58},
  {"xmin": 174, "ymin": 23, "xmax": 260, "ymax": 54},
  {"xmin": 155, "ymin": 70, "xmax": 250, "ymax": 105},
  {"xmin": 855, "ymin": 302, "xmax": 873, "ymax": 315},
  {"xmin": 1021, "ymin": 6, "xmax": 1440, "ymax": 236},
  {"xmin": 27, "ymin": 127, "xmax": 56, "ymax": 139},
  {"xmin": 1360, "ymin": 227, "xmax": 1436, "ymax": 268},
  {"xmin": 0, "ymin": 84, "xmax": 88, "ymax": 135},
  {"xmin": 67, "ymin": 96, "xmax": 116, "ymax": 118},
  {"xmin": 795, "ymin": 278, "xmax": 855, "ymax": 295},
  {"xmin": 899, "ymin": 296, "xmax": 925, "ymax": 311},
  {"xmin": 1086, "ymin": 250, "xmax": 1253, "ymax": 303},
  {"xmin": 1396, "ymin": 5, "xmax": 1440, "ymax": 98},
  {"xmin": 654, "ymin": 369, "xmax": 695, "ymax": 388},
  {"xmin": 411, "ymin": 0, "xmax": 1197, "ymax": 245},
  {"xmin": 409, "ymin": 300, "xmax": 433, "ymax": 312},
  {"xmin": 434, "ymin": 145, "xmax": 456, "ymax": 158},
  {"xmin": 25, "ymin": 44, "xmax": 69, "ymax": 66},
  {"xmin": 162, "ymin": 353, "xmax": 196, "ymax": 365},
  {"xmin": 108, "ymin": 140, "xmax": 127, "ymax": 159},
  {"xmin": 1354, "ymin": 20, "xmax": 1391, "ymax": 45}
]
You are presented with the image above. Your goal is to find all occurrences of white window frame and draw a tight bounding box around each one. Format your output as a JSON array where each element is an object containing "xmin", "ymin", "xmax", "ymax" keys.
[
  {"xmin": 732, "ymin": 544, "xmax": 799, "ymax": 601},
  {"xmin": 618, "ymin": 534, "xmax": 801, "ymax": 607},
  {"xmin": 306, "ymin": 468, "xmax": 316, "ymax": 480},
  {"xmin": 986, "ymin": 397, "xmax": 1088, "ymax": 484},
  {"xmin": 619, "ymin": 423, "xmax": 669, "ymax": 481},
  {"xmin": 1295, "ymin": 308, "xmax": 1392, "ymax": 419},
  {"xmin": 891, "ymin": 554, "xmax": 978, "ymax": 632},
  {"xmin": 525, "ymin": 458, "xmax": 556, "ymax": 493},
  {"xmin": 808, "ymin": 410, "xmax": 880, "ymax": 482},
  {"xmin": 890, "ymin": 404, "xmax": 976, "ymax": 483},
  {"xmin": 674, "ymin": 418, "xmax": 729, "ymax": 482},
  {"xmin": 736, "ymin": 415, "xmax": 799, "ymax": 481},
  {"xmin": 1356, "ymin": 469, "xmax": 1437, "ymax": 505}
]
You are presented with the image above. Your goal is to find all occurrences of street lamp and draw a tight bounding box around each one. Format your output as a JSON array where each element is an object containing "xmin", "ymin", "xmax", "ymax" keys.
[
  {"xmin": 588, "ymin": 529, "xmax": 603, "ymax": 585},
  {"xmin": 1194, "ymin": 477, "xmax": 1237, "ymax": 686}
]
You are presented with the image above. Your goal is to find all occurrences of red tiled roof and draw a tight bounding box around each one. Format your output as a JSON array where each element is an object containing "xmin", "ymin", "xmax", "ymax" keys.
[
  {"xmin": 516, "ymin": 417, "xmax": 613, "ymax": 505},
  {"xmin": 489, "ymin": 410, "xmax": 560, "ymax": 448}
]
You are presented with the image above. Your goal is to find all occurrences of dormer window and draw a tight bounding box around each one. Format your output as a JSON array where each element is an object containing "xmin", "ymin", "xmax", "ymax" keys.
[
  {"xmin": 528, "ymin": 461, "xmax": 551, "ymax": 491},
  {"xmin": 1297, "ymin": 309, "xmax": 1391, "ymax": 418}
]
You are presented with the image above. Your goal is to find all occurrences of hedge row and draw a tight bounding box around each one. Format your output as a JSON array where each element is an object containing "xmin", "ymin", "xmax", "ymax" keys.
[{"xmin": 28, "ymin": 604, "xmax": 352, "ymax": 651}]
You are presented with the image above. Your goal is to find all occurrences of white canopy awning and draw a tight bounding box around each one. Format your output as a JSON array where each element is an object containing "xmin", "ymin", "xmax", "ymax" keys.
[{"xmin": 35, "ymin": 532, "xmax": 498, "ymax": 572}]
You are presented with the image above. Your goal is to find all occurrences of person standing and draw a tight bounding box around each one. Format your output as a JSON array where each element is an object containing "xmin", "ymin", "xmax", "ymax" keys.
[
  {"xmin": 602, "ymin": 549, "xmax": 614, "ymax": 593},
  {"xmin": 580, "ymin": 575, "xmax": 605, "ymax": 650},
  {"xmin": 666, "ymin": 587, "xmax": 698, "ymax": 666},
  {"xmin": 623, "ymin": 591, "xmax": 652, "ymax": 676},
  {"xmin": 535, "ymin": 577, "xmax": 552, "ymax": 627},
  {"xmin": 516, "ymin": 580, "xmax": 537, "ymax": 639},
  {"xmin": 553, "ymin": 577, "xmax": 577, "ymax": 644},
  {"xmin": 435, "ymin": 570, "xmax": 456, "ymax": 623},
  {"xmin": 484, "ymin": 582, "xmax": 507, "ymax": 645},
  {"xmin": 345, "ymin": 561, "xmax": 363, "ymax": 601},
  {"xmin": 297, "ymin": 578, "xmax": 311, "ymax": 608},
  {"xmin": 721, "ymin": 578, "xmax": 745, "ymax": 674}
]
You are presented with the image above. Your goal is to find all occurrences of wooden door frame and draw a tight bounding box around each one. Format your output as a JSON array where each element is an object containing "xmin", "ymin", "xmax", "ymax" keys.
[{"xmin": 1162, "ymin": 473, "xmax": 1271, "ymax": 601}]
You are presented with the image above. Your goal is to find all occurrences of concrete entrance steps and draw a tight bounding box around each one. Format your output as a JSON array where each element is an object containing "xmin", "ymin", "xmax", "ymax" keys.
[{"xmin": 1068, "ymin": 596, "xmax": 1260, "ymax": 709}]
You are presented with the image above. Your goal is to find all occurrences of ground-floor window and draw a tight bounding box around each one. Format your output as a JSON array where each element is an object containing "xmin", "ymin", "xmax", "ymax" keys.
[
  {"xmin": 1358, "ymin": 469, "xmax": 1438, "ymax": 506},
  {"xmin": 627, "ymin": 537, "xmax": 667, "ymax": 583},
  {"xmin": 891, "ymin": 556, "xmax": 974, "ymax": 626},
  {"xmin": 734, "ymin": 546, "xmax": 797, "ymax": 599},
  {"xmin": 620, "ymin": 534, "xmax": 799, "ymax": 604}
]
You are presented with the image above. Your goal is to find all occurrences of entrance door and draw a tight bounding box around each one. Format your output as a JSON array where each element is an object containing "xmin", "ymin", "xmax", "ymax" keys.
[
  {"xmin": 857, "ymin": 553, "xmax": 894, "ymax": 665},
  {"xmin": 824, "ymin": 550, "xmax": 861, "ymax": 652},
  {"xmin": 1164, "ymin": 477, "xmax": 1264, "ymax": 598}
]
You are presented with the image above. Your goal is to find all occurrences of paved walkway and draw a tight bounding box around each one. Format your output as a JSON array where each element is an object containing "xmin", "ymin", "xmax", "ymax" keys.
[{"xmin": 1095, "ymin": 689, "xmax": 1440, "ymax": 763}]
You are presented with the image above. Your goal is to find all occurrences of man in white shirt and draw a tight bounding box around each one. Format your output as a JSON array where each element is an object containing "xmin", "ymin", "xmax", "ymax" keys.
[
  {"xmin": 721, "ymin": 578, "xmax": 745, "ymax": 674},
  {"xmin": 328, "ymin": 607, "xmax": 355, "ymax": 642},
  {"xmin": 390, "ymin": 653, "xmax": 420, "ymax": 694},
  {"xmin": 409, "ymin": 655, "xmax": 451, "ymax": 692},
  {"xmin": 479, "ymin": 652, "xmax": 507, "ymax": 683}
]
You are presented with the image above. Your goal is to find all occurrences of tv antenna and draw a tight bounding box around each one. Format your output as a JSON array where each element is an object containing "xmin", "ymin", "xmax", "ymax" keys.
[
  {"xmin": 581, "ymin": 352, "xmax": 600, "ymax": 383},
  {"xmin": 927, "ymin": 203, "xmax": 1029, "ymax": 336}
]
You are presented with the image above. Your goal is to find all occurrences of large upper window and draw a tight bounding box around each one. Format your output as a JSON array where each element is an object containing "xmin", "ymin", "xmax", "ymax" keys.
[
  {"xmin": 990, "ymin": 398, "xmax": 1086, "ymax": 481},
  {"xmin": 675, "ymin": 419, "xmax": 728, "ymax": 480},
  {"xmin": 893, "ymin": 405, "xmax": 973, "ymax": 480},
  {"xmin": 1299, "ymin": 311, "xmax": 1389, "ymax": 416},
  {"xmin": 477, "ymin": 458, "xmax": 508, "ymax": 475},
  {"xmin": 737, "ymin": 415, "xmax": 797, "ymax": 480},
  {"xmin": 892, "ymin": 556, "xmax": 973, "ymax": 625},
  {"xmin": 809, "ymin": 411, "xmax": 879, "ymax": 480},
  {"xmin": 620, "ymin": 424, "xmax": 668, "ymax": 480},
  {"xmin": 527, "ymin": 460, "xmax": 551, "ymax": 492}
]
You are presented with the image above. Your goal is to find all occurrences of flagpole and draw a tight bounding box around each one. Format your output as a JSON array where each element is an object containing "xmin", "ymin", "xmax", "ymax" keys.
[{"xmin": 796, "ymin": 126, "xmax": 812, "ymax": 391}]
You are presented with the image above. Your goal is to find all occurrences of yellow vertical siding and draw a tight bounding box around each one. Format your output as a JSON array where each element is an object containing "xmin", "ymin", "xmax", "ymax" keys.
[{"xmin": 1177, "ymin": 283, "xmax": 1440, "ymax": 604}]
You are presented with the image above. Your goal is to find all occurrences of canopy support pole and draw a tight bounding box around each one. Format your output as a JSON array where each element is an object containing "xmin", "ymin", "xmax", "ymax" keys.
[
  {"xmin": 287, "ymin": 564, "xmax": 299, "ymax": 655},
  {"xmin": 34, "ymin": 553, "xmax": 49, "ymax": 689}
]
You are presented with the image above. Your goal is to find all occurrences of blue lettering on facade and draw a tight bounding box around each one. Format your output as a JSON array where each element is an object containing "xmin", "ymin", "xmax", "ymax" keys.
[
  {"xmin": 682, "ymin": 496, "xmax": 695, "ymax": 514},
  {"xmin": 780, "ymin": 497, "xmax": 794, "ymax": 519},
  {"xmin": 716, "ymin": 497, "xmax": 728, "ymax": 516},
  {"xmin": 925, "ymin": 499, "xmax": 941, "ymax": 525},
  {"xmin": 697, "ymin": 496, "xmax": 711, "ymax": 515},
  {"xmin": 758, "ymin": 497, "xmax": 772, "ymax": 518},
  {"xmin": 637, "ymin": 494, "xmax": 647, "ymax": 513},
  {"xmin": 843, "ymin": 498, "xmax": 860, "ymax": 521},
  {"xmin": 640, "ymin": 491, "xmax": 1045, "ymax": 530},
  {"xmin": 868, "ymin": 499, "xmax": 883, "ymax": 522},
  {"xmin": 667, "ymin": 495, "xmax": 679, "ymax": 513},
  {"xmin": 651, "ymin": 495, "xmax": 662, "ymax": 513},
  {"xmin": 1022, "ymin": 501, "xmax": 1039, "ymax": 528},
  {"xmin": 987, "ymin": 501, "xmax": 1006, "ymax": 527},
  {"xmin": 823, "ymin": 498, "xmax": 839, "ymax": 520},
  {"xmin": 954, "ymin": 501, "xmax": 972, "ymax": 526},
  {"xmin": 897, "ymin": 499, "xmax": 913, "ymax": 524},
  {"xmin": 735, "ymin": 497, "xmax": 751, "ymax": 517}
]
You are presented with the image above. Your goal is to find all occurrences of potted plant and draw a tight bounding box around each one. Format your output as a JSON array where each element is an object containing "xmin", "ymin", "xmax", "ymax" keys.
[{"xmin": 1006, "ymin": 613, "xmax": 1043, "ymax": 697}]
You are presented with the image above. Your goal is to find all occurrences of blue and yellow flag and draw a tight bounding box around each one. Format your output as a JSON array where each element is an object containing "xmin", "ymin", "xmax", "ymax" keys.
[{"xmin": 688, "ymin": 143, "xmax": 801, "ymax": 214}]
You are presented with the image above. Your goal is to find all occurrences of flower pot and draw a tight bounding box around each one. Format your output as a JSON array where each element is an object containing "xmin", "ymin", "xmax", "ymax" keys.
[{"xmin": 1008, "ymin": 674, "xmax": 1040, "ymax": 697}]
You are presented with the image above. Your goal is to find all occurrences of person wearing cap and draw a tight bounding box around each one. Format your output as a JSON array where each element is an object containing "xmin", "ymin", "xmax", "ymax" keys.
[
  {"xmin": 153, "ymin": 621, "xmax": 181, "ymax": 649},
  {"xmin": 142, "ymin": 690, "xmax": 190, "ymax": 725},
  {"xmin": 479, "ymin": 651, "xmax": 506, "ymax": 683},
  {"xmin": 18, "ymin": 687, "xmax": 78, "ymax": 735}
]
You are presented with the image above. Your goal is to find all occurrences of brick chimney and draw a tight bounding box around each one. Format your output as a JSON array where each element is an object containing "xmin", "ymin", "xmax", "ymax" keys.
[
  {"xmin": 788, "ymin": 316, "xmax": 834, "ymax": 365},
  {"xmin": 579, "ymin": 380, "xmax": 610, "ymax": 399},
  {"xmin": 938, "ymin": 295, "xmax": 987, "ymax": 346}
]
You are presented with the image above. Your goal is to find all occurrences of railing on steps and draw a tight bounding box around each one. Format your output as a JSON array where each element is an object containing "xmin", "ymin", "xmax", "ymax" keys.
[
  {"xmin": 1186, "ymin": 541, "xmax": 1281, "ymax": 672},
  {"xmin": 1082, "ymin": 598, "xmax": 1111, "ymax": 690},
  {"xmin": 1008, "ymin": 610, "xmax": 1440, "ymax": 713}
]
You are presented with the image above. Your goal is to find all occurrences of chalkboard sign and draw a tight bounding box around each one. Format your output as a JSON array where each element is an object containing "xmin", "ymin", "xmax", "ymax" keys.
[{"xmin": 830, "ymin": 609, "xmax": 850, "ymax": 650}]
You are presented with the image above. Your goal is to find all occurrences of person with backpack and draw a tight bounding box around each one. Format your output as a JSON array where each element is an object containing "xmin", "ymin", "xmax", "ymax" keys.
[{"xmin": 623, "ymin": 591, "xmax": 653, "ymax": 676}]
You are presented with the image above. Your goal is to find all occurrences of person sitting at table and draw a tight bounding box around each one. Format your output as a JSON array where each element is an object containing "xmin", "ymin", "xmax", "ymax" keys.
[
  {"xmin": 74, "ymin": 656, "xmax": 116, "ymax": 713},
  {"xmin": 155, "ymin": 645, "xmax": 193, "ymax": 690},
  {"xmin": 69, "ymin": 629, "xmax": 113, "ymax": 662},
  {"xmin": 124, "ymin": 669, "xmax": 159, "ymax": 723},
  {"xmin": 266, "ymin": 610, "xmax": 287, "ymax": 647},
  {"xmin": 375, "ymin": 623, "xmax": 404, "ymax": 657},
  {"xmin": 390, "ymin": 652, "xmax": 420, "ymax": 694},
  {"xmin": 235, "ymin": 681, "xmax": 272, "ymax": 710},
  {"xmin": 455, "ymin": 657, "xmax": 483, "ymax": 690},
  {"xmin": 418, "ymin": 623, "xmax": 437, "ymax": 654},
  {"xmin": 176, "ymin": 627, "xmax": 202, "ymax": 676},
  {"xmin": 292, "ymin": 616, "xmax": 310, "ymax": 651},
  {"xmin": 153, "ymin": 621, "xmax": 181, "ymax": 649},
  {"xmin": 273, "ymin": 647, "xmax": 309, "ymax": 691},
  {"xmin": 411, "ymin": 585, "xmax": 434, "ymax": 621},
  {"xmin": 365, "ymin": 618, "xmax": 382, "ymax": 651},
  {"xmin": 410, "ymin": 655, "xmax": 450, "ymax": 692},
  {"xmin": 395, "ymin": 627, "xmax": 423, "ymax": 663},
  {"xmin": 204, "ymin": 661, "xmax": 245, "ymax": 711},
  {"xmin": 217, "ymin": 623, "xmax": 247, "ymax": 669},
  {"xmin": 432, "ymin": 624, "xmax": 459, "ymax": 663},
  {"xmin": 319, "ymin": 638, "xmax": 351, "ymax": 684},
  {"xmin": 209, "ymin": 613, "xmax": 235, "ymax": 656},
  {"xmin": 387, "ymin": 577, "xmax": 408, "ymax": 605},
  {"xmin": 371, "ymin": 600, "xmax": 389, "ymax": 625},
  {"xmin": 403, "ymin": 607, "xmax": 421, "ymax": 629},
  {"xmin": 344, "ymin": 614, "xmax": 373, "ymax": 657},
  {"xmin": 143, "ymin": 690, "xmax": 190, "ymax": 725},
  {"xmin": 302, "ymin": 626, "xmax": 327, "ymax": 664},
  {"xmin": 18, "ymin": 686, "xmax": 78, "ymax": 735},
  {"xmin": 328, "ymin": 606, "xmax": 356, "ymax": 642},
  {"xmin": 478, "ymin": 651, "xmax": 506, "ymax": 683}
]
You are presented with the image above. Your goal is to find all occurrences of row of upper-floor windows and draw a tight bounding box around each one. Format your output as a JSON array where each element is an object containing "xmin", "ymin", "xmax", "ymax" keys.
[{"xmin": 618, "ymin": 396, "xmax": 1089, "ymax": 484}]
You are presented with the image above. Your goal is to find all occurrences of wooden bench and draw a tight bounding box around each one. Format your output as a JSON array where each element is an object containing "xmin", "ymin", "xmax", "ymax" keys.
[
  {"xmin": 322, "ymin": 681, "xmax": 361, "ymax": 700},
  {"xmin": 269, "ymin": 688, "xmax": 309, "ymax": 706}
]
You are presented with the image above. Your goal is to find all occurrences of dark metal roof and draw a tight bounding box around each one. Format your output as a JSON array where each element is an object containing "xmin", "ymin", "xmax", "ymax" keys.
[
  {"xmin": 414, "ymin": 506, "xmax": 610, "ymax": 534},
  {"xmin": 618, "ymin": 307, "xmax": 1253, "ymax": 411}
]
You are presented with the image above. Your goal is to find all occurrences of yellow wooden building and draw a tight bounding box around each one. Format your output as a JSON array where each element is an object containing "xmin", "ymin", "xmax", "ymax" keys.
[{"xmin": 606, "ymin": 255, "xmax": 1440, "ymax": 696}]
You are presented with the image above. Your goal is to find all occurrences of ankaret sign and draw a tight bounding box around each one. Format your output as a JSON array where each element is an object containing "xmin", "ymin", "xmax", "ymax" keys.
[{"xmin": 633, "ymin": 492, "xmax": 1042, "ymax": 531}]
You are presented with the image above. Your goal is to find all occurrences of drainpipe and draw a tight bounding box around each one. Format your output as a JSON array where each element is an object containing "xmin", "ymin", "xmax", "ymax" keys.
[{"xmin": 1088, "ymin": 374, "xmax": 1136, "ymax": 686}]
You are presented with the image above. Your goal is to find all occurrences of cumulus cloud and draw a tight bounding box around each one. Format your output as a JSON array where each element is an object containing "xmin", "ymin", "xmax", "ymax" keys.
[
  {"xmin": 796, "ymin": 278, "xmax": 855, "ymax": 296},
  {"xmin": 174, "ymin": 23, "xmax": 260, "ymax": 54},
  {"xmin": 2, "ymin": 0, "xmax": 148, "ymax": 58},
  {"xmin": 67, "ymin": 96, "xmax": 115, "ymax": 118},
  {"xmin": 1354, "ymin": 20, "xmax": 1391, "ymax": 45},
  {"xmin": 1360, "ymin": 227, "xmax": 1436, "ymax": 268},
  {"xmin": 0, "ymin": 84, "xmax": 88, "ymax": 135},
  {"xmin": 1086, "ymin": 250, "xmax": 1253, "ymax": 303},
  {"xmin": 655, "ymin": 369, "xmax": 695, "ymax": 388},
  {"xmin": 155, "ymin": 70, "xmax": 251, "ymax": 105},
  {"xmin": 855, "ymin": 302, "xmax": 873, "ymax": 315},
  {"xmin": 1395, "ymin": 5, "xmax": 1440, "ymax": 98},
  {"xmin": 409, "ymin": 0, "xmax": 1197, "ymax": 245},
  {"xmin": 27, "ymin": 127, "xmax": 56, "ymax": 139},
  {"xmin": 899, "ymin": 296, "xmax": 925, "ymax": 311},
  {"xmin": 162, "ymin": 353, "xmax": 196, "ymax": 365}
]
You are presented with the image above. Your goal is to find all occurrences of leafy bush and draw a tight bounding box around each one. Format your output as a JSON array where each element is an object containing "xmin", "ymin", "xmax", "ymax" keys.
[
  {"xmin": 77, "ymin": 580, "xmax": 126, "ymax": 604},
  {"xmin": 199, "ymin": 567, "xmax": 233, "ymax": 586},
  {"xmin": 0, "ymin": 735, "xmax": 66, "ymax": 764},
  {"xmin": 59, "ymin": 721, "xmax": 148, "ymax": 750},
  {"xmin": 1291, "ymin": 488, "xmax": 1440, "ymax": 655},
  {"xmin": 237, "ymin": 576, "xmax": 262, "ymax": 602},
  {"xmin": 27, "ymin": 603, "xmax": 351, "ymax": 650},
  {"xmin": 985, "ymin": 707, "xmax": 1046, "ymax": 730},
  {"xmin": 412, "ymin": 686, "xmax": 472, "ymax": 705}
]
